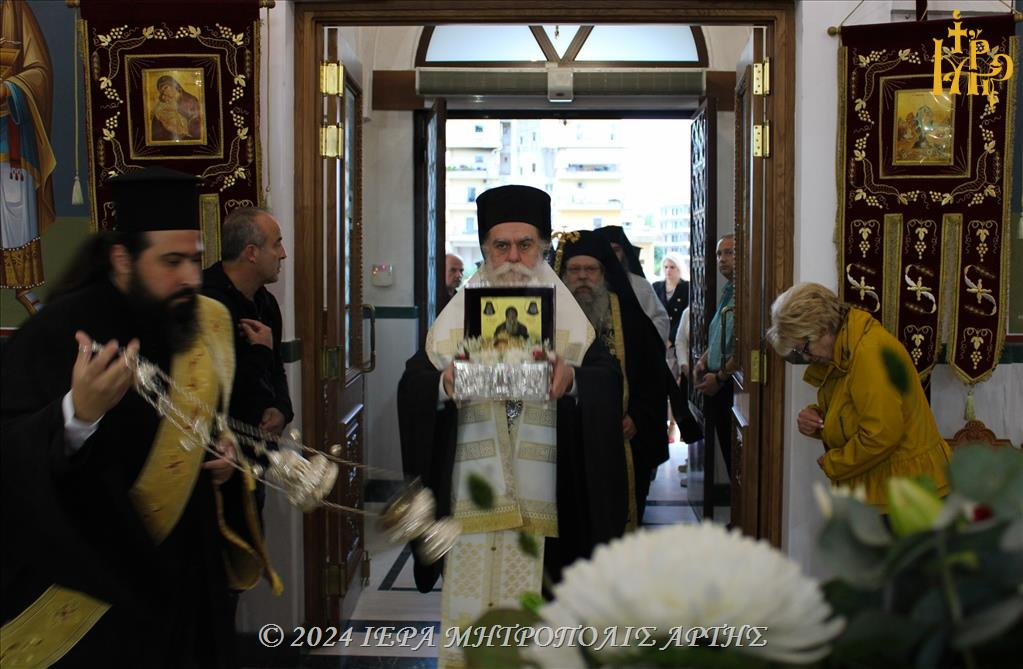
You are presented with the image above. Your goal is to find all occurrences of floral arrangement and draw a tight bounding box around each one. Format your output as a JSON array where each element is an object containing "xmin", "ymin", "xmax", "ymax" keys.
[
  {"xmin": 457, "ymin": 350, "xmax": 1022, "ymax": 668},
  {"xmin": 454, "ymin": 335, "xmax": 553, "ymax": 365},
  {"xmin": 814, "ymin": 446, "xmax": 1023, "ymax": 669}
]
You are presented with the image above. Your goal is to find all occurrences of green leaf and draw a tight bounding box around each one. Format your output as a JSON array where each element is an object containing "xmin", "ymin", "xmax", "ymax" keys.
[
  {"xmin": 881, "ymin": 346, "xmax": 910, "ymax": 395},
  {"xmin": 467, "ymin": 472, "xmax": 495, "ymax": 510},
  {"xmin": 913, "ymin": 628, "xmax": 949, "ymax": 669},
  {"xmin": 838, "ymin": 496, "xmax": 893, "ymax": 547},
  {"xmin": 818, "ymin": 517, "xmax": 888, "ymax": 588},
  {"xmin": 519, "ymin": 590, "xmax": 544, "ymax": 616},
  {"xmin": 1000, "ymin": 519, "xmax": 1023, "ymax": 552},
  {"xmin": 462, "ymin": 608, "xmax": 541, "ymax": 669},
  {"xmin": 953, "ymin": 596, "xmax": 1023, "ymax": 649},
  {"xmin": 949, "ymin": 447, "xmax": 1023, "ymax": 520},
  {"xmin": 517, "ymin": 532, "xmax": 540, "ymax": 559},
  {"xmin": 882, "ymin": 532, "xmax": 939, "ymax": 579},
  {"xmin": 828, "ymin": 610, "xmax": 926, "ymax": 668}
]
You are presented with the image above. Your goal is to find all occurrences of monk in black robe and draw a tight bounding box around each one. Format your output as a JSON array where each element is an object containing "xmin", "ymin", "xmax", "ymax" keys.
[
  {"xmin": 556, "ymin": 230, "xmax": 700, "ymax": 525},
  {"xmin": 397, "ymin": 185, "xmax": 629, "ymax": 613},
  {"xmin": 0, "ymin": 168, "xmax": 277, "ymax": 668}
]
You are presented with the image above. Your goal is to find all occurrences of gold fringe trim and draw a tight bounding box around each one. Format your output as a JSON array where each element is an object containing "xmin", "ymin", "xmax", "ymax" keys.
[
  {"xmin": 882, "ymin": 214, "xmax": 903, "ymax": 333},
  {"xmin": 607, "ymin": 292, "xmax": 637, "ymax": 527},
  {"xmin": 835, "ymin": 45, "xmax": 850, "ymax": 298},
  {"xmin": 938, "ymin": 214, "xmax": 963, "ymax": 356},
  {"xmin": 0, "ymin": 238, "xmax": 45, "ymax": 289},
  {"xmin": 623, "ymin": 439, "xmax": 638, "ymax": 531}
]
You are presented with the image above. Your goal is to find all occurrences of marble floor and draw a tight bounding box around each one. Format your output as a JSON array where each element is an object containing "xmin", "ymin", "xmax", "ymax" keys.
[{"xmin": 245, "ymin": 438, "xmax": 704, "ymax": 669}]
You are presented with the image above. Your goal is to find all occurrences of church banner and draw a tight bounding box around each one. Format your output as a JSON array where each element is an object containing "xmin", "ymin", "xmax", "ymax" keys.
[
  {"xmin": 78, "ymin": 0, "xmax": 263, "ymax": 254},
  {"xmin": 837, "ymin": 14, "xmax": 1015, "ymax": 385}
]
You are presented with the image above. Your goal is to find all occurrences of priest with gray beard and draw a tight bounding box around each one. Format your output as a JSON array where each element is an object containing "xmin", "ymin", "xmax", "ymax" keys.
[
  {"xmin": 556, "ymin": 230, "xmax": 700, "ymax": 527},
  {"xmin": 397, "ymin": 185, "xmax": 629, "ymax": 669}
]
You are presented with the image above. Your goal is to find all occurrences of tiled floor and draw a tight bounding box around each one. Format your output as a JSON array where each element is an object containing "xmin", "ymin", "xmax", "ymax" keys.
[{"xmin": 245, "ymin": 439, "xmax": 704, "ymax": 669}]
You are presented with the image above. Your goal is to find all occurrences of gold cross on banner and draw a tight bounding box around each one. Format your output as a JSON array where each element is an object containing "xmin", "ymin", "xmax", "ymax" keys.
[
  {"xmin": 907, "ymin": 276, "xmax": 931, "ymax": 301},
  {"xmin": 967, "ymin": 277, "xmax": 991, "ymax": 303},
  {"xmin": 851, "ymin": 274, "xmax": 875, "ymax": 300}
]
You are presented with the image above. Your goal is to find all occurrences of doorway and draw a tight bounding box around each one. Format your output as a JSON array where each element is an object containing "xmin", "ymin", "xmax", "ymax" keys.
[{"xmin": 294, "ymin": 0, "xmax": 795, "ymax": 628}]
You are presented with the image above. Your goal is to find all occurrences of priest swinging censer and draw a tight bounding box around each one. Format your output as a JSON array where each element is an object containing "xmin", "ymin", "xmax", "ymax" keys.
[{"xmin": 93, "ymin": 341, "xmax": 460, "ymax": 565}]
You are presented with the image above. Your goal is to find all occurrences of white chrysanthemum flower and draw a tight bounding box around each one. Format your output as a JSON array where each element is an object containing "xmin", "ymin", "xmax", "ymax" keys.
[{"xmin": 538, "ymin": 522, "xmax": 844, "ymax": 666}]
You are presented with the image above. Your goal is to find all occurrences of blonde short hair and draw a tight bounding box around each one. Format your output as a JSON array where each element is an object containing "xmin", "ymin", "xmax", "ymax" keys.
[{"xmin": 766, "ymin": 282, "xmax": 848, "ymax": 356}]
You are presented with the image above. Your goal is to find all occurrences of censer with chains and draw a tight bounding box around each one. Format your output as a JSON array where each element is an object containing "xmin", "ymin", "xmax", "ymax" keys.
[{"xmin": 94, "ymin": 341, "xmax": 460, "ymax": 565}]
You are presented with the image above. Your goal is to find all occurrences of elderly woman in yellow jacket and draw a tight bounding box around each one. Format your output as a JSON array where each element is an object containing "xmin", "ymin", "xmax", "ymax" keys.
[{"xmin": 767, "ymin": 283, "xmax": 952, "ymax": 512}]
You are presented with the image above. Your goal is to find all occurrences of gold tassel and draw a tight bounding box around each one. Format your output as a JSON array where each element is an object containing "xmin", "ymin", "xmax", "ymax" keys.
[
  {"xmin": 263, "ymin": 188, "xmax": 272, "ymax": 211},
  {"xmin": 71, "ymin": 176, "xmax": 84, "ymax": 205},
  {"xmin": 964, "ymin": 386, "xmax": 976, "ymax": 421}
]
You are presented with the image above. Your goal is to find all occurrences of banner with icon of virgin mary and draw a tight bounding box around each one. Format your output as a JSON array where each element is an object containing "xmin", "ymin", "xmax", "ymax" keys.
[
  {"xmin": 78, "ymin": 0, "xmax": 264, "ymax": 264},
  {"xmin": 836, "ymin": 12, "xmax": 1015, "ymax": 385}
]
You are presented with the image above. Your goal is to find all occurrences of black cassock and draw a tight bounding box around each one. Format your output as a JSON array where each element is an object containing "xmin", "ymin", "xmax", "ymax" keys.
[
  {"xmin": 1, "ymin": 280, "xmax": 255, "ymax": 668},
  {"xmin": 397, "ymin": 338, "xmax": 628, "ymax": 591}
]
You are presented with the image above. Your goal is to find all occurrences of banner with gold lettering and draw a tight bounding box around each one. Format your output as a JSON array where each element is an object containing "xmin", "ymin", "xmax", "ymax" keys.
[
  {"xmin": 837, "ymin": 13, "xmax": 1015, "ymax": 385},
  {"xmin": 78, "ymin": 0, "xmax": 264, "ymax": 260}
]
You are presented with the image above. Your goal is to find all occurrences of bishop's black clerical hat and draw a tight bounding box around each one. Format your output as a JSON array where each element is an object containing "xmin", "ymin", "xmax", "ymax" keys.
[
  {"xmin": 107, "ymin": 167, "xmax": 202, "ymax": 233},
  {"xmin": 475, "ymin": 185, "xmax": 552, "ymax": 245}
]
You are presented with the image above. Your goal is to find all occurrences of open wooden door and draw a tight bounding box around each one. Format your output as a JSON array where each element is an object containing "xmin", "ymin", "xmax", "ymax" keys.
[
  {"xmin": 414, "ymin": 98, "xmax": 447, "ymax": 345},
  {"xmin": 687, "ymin": 96, "xmax": 718, "ymax": 521},
  {"xmin": 298, "ymin": 26, "xmax": 370, "ymax": 627},
  {"xmin": 731, "ymin": 28, "xmax": 774, "ymax": 540}
]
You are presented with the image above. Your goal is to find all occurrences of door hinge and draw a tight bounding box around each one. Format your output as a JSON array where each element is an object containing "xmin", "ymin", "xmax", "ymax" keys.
[
  {"xmin": 753, "ymin": 58, "xmax": 770, "ymax": 96},
  {"xmin": 752, "ymin": 122, "xmax": 770, "ymax": 158},
  {"xmin": 324, "ymin": 562, "xmax": 347, "ymax": 598},
  {"xmin": 319, "ymin": 60, "xmax": 345, "ymax": 96},
  {"xmin": 321, "ymin": 346, "xmax": 341, "ymax": 380},
  {"xmin": 361, "ymin": 551, "xmax": 372, "ymax": 586},
  {"xmin": 750, "ymin": 349, "xmax": 768, "ymax": 385}
]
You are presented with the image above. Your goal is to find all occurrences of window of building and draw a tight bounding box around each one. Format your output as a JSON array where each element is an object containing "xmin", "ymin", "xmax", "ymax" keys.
[
  {"xmin": 465, "ymin": 216, "xmax": 476, "ymax": 233},
  {"xmin": 467, "ymin": 186, "xmax": 477, "ymax": 202},
  {"xmin": 416, "ymin": 24, "xmax": 707, "ymax": 68}
]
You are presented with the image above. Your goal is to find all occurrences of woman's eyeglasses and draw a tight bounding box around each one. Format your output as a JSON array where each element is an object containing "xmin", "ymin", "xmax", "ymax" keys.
[{"xmin": 783, "ymin": 339, "xmax": 812, "ymax": 364}]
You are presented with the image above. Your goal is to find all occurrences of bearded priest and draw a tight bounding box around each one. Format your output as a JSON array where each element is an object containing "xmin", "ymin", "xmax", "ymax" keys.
[
  {"xmin": 397, "ymin": 185, "xmax": 629, "ymax": 669},
  {"xmin": 0, "ymin": 168, "xmax": 278, "ymax": 668}
]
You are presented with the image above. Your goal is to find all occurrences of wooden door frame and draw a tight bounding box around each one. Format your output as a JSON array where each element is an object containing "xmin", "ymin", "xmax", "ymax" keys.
[{"xmin": 294, "ymin": 0, "xmax": 794, "ymax": 550}]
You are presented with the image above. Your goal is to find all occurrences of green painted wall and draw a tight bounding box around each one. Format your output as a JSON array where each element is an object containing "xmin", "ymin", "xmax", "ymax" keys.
[{"xmin": 0, "ymin": 218, "xmax": 92, "ymax": 328}]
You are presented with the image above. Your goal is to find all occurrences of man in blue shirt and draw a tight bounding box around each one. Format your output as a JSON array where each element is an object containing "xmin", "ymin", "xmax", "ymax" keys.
[{"xmin": 694, "ymin": 233, "xmax": 736, "ymax": 477}]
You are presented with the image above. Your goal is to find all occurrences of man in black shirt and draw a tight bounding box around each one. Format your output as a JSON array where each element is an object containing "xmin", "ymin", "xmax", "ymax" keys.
[{"xmin": 202, "ymin": 207, "xmax": 293, "ymax": 504}]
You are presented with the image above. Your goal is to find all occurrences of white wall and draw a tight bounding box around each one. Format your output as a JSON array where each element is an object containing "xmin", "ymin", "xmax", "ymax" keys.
[
  {"xmin": 789, "ymin": 0, "xmax": 1023, "ymax": 579},
  {"xmin": 238, "ymin": 0, "xmax": 303, "ymax": 631},
  {"xmin": 363, "ymin": 108, "xmax": 418, "ymax": 478}
]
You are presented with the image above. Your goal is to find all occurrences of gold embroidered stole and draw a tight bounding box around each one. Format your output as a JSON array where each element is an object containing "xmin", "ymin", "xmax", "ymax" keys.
[
  {"xmin": 601, "ymin": 292, "xmax": 638, "ymax": 530},
  {"xmin": 0, "ymin": 297, "xmax": 278, "ymax": 668}
]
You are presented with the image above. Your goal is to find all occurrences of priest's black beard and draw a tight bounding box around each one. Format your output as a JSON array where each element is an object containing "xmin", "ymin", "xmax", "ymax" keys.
[
  {"xmin": 126, "ymin": 274, "xmax": 199, "ymax": 353},
  {"xmin": 572, "ymin": 281, "xmax": 611, "ymax": 332}
]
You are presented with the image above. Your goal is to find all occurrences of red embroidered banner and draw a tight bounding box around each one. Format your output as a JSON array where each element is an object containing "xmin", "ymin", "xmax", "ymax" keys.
[
  {"xmin": 79, "ymin": 0, "xmax": 263, "ymax": 258},
  {"xmin": 837, "ymin": 15, "xmax": 1015, "ymax": 385}
]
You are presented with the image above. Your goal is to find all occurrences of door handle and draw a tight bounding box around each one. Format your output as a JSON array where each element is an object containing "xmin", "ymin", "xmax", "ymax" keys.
[{"xmin": 361, "ymin": 304, "xmax": 376, "ymax": 373}]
